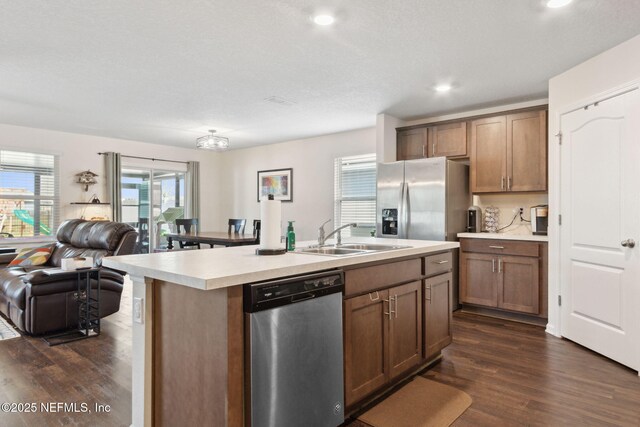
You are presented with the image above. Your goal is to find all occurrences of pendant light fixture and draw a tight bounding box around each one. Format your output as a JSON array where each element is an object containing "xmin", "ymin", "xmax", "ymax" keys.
[{"xmin": 196, "ymin": 129, "xmax": 230, "ymax": 151}]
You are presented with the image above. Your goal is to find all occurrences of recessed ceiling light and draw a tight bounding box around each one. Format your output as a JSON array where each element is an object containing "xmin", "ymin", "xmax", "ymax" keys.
[
  {"xmin": 313, "ymin": 14, "xmax": 335, "ymax": 26},
  {"xmin": 435, "ymin": 84, "xmax": 452, "ymax": 93},
  {"xmin": 546, "ymin": 0, "xmax": 573, "ymax": 8}
]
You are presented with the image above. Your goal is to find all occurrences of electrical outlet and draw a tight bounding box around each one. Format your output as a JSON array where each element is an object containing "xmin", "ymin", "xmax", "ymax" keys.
[
  {"xmin": 133, "ymin": 297, "xmax": 144, "ymax": 324},
  {"xmin": 512, "ymin": 207, "xmax": 525, "ymax": 221}
]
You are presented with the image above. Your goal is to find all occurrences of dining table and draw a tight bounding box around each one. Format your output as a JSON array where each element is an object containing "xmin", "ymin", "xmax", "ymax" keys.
[{"xmin": 165, "ymin": 231, "xmax": 257, "ymax": 249}]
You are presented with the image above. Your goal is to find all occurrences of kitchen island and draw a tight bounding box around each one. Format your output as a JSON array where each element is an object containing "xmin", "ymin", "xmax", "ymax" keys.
[{"xmin": 104, "ymin": 237, "xmax": 459, "ymax": 427}]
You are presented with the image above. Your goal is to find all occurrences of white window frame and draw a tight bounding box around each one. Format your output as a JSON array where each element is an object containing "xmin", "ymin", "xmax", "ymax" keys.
[
  {"xmin": 0, "ymin": 149, "xmax": 60, "ymax": 244},
  {"xmin": 334, "ymin": 153, "xmax": 377, "ymax": 239}
]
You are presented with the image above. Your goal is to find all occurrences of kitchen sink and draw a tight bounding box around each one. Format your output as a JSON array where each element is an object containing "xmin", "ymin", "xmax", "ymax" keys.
[
  {"xmin": 298, "ymin": 247, "xmax": 367, "ymax": 256},
  {"xmin": 339, "ymin": 243, "xmax": 410, "ymax": 251},
  {"xmin": 296, "ymin": 243, "xmax": 412, "ymax": 257}
]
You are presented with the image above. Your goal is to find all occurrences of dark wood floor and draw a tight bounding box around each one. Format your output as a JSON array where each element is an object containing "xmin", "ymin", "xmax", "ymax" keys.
[
  {"xmin": 1, "ymin": 284, "xmax": 639, "ymax": 426},
  {"xmin": 351, "ymin": 313, "xmax": 640, "ymax": 427},
  {"xmin": 0, "ymin": 284, "xmax": 132, "ymax": 427}
]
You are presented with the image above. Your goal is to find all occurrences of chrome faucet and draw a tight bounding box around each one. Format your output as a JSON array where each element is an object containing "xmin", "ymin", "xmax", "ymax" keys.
[{"xmin": 318, "ymin": 220, "xmax": 357, "ymax": 246}]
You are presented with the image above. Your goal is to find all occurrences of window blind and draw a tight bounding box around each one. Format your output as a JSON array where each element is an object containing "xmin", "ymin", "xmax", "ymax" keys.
[
  {"xmin": 0, "ymin": 150, "xmax": 59, "ymax": 238},
  {"xmin": 334, "ymin": 153, "xmax": 376, "ymax": 238}
]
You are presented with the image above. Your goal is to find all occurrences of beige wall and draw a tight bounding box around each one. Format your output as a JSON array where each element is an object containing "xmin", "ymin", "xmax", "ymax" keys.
[
  {"xmin": 0, "ymin": 123, "xmax": 375, "ymax": 247},
  {"xmin": 217, "ymin": 127, "xmax": 376, "ymax": 241},
  {"xmin": 473, "ymin": 193, "xmax": 548, "ymax": 234},
  {"xmin": 547, "ymin": 33, "xmax": 640, "ymax": 336},
  {"xmin": 0, "ymin": 123, "xmax": 222, "ymax": 234}
]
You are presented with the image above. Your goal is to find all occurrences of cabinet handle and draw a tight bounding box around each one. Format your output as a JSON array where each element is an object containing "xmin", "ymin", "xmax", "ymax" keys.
[
  {"xmin": 492, "ymin": 258, "xmax": 496, "ymax": 273},
  {"xmin": 501, "ymin": 176, "xmax": 505, "ymax": 190},
  {"xmin": 369, "ymin": 291, "xmax": 380, "ymax": 301},
  {"xmin": 425, "ymin": 287, "xmax": 431, "ymax": 302},
  {"xmin": 498, "ymin": 258, "xmax": 502, "ymax": 273},
  {"xmin": 384, "ymin": 297, "xmax": 395, "ymax": 319},
  {"xmin": 489, "ymin": 245, "xmax": 505, "ymax": 249},
  {"xmin": 507, "ymin": 176, "xmax": 512, "ymax": 191},
  {"xmin": 422, "ymin": 145, "xmax": 426, "ymax": 157},
  {"xmin": 394, "ymin": 294, "xmax": 398, "ymax": 318},
  {"xmin": 432, "ymin": 260, "xmax": 449, "ymax": 264},
  {"xmin": 432, "ymin": 142, "xmax": 436, "ymax": 155}
]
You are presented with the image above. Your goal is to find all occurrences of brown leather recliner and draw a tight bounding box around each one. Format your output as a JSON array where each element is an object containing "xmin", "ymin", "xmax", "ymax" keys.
[{"xmin": 0, "ymin": 219, "xmax": 138, "ymax": 335}]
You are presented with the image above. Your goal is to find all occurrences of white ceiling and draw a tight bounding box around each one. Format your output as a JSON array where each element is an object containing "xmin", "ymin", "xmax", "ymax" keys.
[{"xmin": 1, "ymin": 1, "xmax": 640, "ymax": 150}]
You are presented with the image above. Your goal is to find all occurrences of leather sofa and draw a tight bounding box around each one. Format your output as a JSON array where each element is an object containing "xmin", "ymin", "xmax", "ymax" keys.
[{"xmin": 0, "ymin": 219, "xmax": 137, "ymax": 335}]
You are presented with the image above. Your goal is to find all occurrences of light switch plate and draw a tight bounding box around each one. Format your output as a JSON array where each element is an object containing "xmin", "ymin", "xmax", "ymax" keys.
[{"xmin": 133, "ymin": 297, "xmax": 144, "ymax": 324}]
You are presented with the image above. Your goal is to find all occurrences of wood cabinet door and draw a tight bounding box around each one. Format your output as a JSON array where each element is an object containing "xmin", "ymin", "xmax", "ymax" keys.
[
  {"xmin": 428, "ymin": 122, "xmax": 468, "ymax": 158},
  {"xmin": 471, "ymin": 116, "xmax": 507, "ymax": 193},
  {"xmin": 498, "ymin": 255, "xmax": 540, "ymax": 314},
  {"xmin": 397, "ymin": 128, "xmax": 427, "ymax": 160},
  {"xmin": 344, "ymin": 290, "xmax": 390, "ymax": 407},
  {"xmin": 460, "ymin": 252, "xmax": 498, "ymax": 307},
  {"xmin": 388, "ymin": 281, "xmax": 422, "ymax": 379},
  {"xmin": 424, "ymin": 272, "xmax": 453, "ymax": 360},
  {"xmin": 507, "ymin": 110, "xmax": 547, "ymax": 192}
]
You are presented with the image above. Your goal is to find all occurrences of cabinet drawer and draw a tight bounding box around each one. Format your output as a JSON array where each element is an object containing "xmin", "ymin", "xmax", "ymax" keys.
[
  {"xmin": 345, "ymin": 259, "xmax": 422, "ymax": 298},
  {"xmin": 424, "ymin": 251, "xmax": 453, "ymax": 277},
  {"xmin": 461, "ymin": 238, "xmax": 539, "ymax": 257}
]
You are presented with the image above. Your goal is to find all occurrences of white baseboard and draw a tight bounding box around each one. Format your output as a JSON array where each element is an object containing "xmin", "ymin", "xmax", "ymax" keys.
[{"xmin": 545, "ymin": 323, "xmax": 561, "ymax": 337}]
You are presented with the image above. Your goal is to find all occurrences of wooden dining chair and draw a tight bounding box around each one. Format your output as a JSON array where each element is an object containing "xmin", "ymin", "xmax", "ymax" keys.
[
  {"xmin": 228, "ymin": 219, "xmax": 246, "ymax": 234},
  {"xmin": 137, "ymin": 218, "xmax": 150, "ymax": 254},
  {"xmin": 176, "ymin": 218, "xmax": 201, "ymax": 249},
  {"xmin": 252, "ymin": 219, "xmax": 261, "ymax": 244}
]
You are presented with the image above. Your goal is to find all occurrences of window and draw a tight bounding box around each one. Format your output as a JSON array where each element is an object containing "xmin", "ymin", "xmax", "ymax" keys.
[
  {"xmin": 334, "ymin": 153, "xmax": 377, "ymax": 238},
  {"xmin": 0, "ymin": 150, "xmax": 59, "ymax": 238},
  {"xmin": 121, "ymin": 166, "xmax": 186, "ymax": 253}
]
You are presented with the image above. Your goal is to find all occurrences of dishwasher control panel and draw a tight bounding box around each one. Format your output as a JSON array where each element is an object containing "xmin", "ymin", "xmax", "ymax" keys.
[{"xmin": 243, "ymin": 270, "xmax": 344, "ymax": 313}]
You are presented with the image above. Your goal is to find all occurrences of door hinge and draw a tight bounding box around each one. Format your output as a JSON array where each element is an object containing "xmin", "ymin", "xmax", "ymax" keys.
[
  {"xmin": 558, "ymin": 295, "xmax": 562, "ymax": 306},
  {"xmin": 558, "ymin": 214, "xmax": 562, "ymax": 226},
  {"xmin": 555, "ymin": 132, "xmax": 563, "ymax": 145}
]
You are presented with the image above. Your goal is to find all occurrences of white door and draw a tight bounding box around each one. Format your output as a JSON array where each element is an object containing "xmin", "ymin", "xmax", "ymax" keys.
[{"xmin": 560, "ymin": 87, "xmax": 640, "ymax": 371}]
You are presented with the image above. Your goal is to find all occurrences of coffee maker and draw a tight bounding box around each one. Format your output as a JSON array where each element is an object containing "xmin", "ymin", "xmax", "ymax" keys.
[
  {"xmin": 531, "ymin": 205, "xmax": 548, "ymax": 235},
  {"xmin": 467, "ymin": 206, "xmax": 482, "ymax": 233}
]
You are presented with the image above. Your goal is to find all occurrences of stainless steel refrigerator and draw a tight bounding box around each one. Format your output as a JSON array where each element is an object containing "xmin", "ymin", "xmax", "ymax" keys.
[{"xmin": 376, "ymin": 157, "xmax": 470, "ymax": 309}]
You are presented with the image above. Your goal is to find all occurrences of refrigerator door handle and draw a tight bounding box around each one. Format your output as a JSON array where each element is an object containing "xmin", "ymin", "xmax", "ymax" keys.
[
  {"xmin": 403, "ymin": 182, "xmax": 410, "ymax": 238},
  {"xmin": 398, "ymin": 182, "xmax": 405, "ymax": 238}
]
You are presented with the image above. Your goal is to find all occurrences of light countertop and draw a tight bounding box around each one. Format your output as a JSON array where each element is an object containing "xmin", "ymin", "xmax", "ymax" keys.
[
  {"xmin": 457, "ymin": 232, "xmax": 548, "ymax": 242},
  {"xmin": 103, "ymin": 237, "xmax": 458, "ymax": 291}
]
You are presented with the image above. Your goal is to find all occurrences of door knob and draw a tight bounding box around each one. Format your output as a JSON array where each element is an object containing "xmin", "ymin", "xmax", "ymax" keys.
[{"xmin": 621, "ymin": 239, "xmax": 636, "ymax": 248}]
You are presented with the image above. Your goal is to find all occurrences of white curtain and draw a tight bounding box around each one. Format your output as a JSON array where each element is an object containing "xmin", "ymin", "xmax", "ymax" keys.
[
  {"xmin": 185, "ymin": 161, "xmax": 200, "ymax": 220},
  {"xmin": 104, "ymin": 152, "xmax": 122, "ymax": 222}
]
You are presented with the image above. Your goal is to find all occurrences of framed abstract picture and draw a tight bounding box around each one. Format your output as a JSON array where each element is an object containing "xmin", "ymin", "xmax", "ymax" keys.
[{"xmin": 257, "ymin": 168, "xmax": 293, "ymax": 202}]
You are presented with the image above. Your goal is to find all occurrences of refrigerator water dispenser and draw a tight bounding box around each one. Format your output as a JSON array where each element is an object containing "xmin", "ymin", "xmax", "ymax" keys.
[{"xmin": 381, "ymin": 209, "xmax": 398, "ymax": 235}]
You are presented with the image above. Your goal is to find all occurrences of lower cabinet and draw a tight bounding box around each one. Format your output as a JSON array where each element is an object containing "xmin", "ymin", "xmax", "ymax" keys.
[
  {"xmin": 459, "ymin": 253, "xmax": 498, "ymax": 307},
  {"xmin": 388, "ymin": 281, "xmax": 423, "ymax": 379},
  {"xmin": 344, "ymin": 281, "xmax": 422, "ymax": 407},
  {"xmin": 424, "ymin": 272, "xmax": 453, "ymax": 360},
  {"xmin": 499, "ymin": 255, "xmax": 540, "ymax": 314},
  {"xmin": 459, "ymin": 239, "xmax": 544, "ymax": 316}
]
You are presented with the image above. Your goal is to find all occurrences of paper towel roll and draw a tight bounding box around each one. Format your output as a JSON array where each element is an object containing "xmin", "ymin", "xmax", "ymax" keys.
[{"xmin": 259, "ymin": 197, "xmax": 283, "ymax": 250}]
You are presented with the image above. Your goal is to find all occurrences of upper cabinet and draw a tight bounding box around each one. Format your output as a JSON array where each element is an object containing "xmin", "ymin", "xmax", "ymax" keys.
[
  {"xmin": 397, "ymin": 128, "xmax": 427, "ymax": 160},
  {"xmin": 471, "ymin": 109, "xmax": 547, "ymax": 193},
  {"xmin": 469, "ymin": 116, "xmax": 507, "ymax": 192},
  {"xmin": 397, "ymin": 107, "xmax": 547, "ymax": 193},
  {"xmin": 428, "ymin": 122, "xmax": 468, "ymax": 158},
  {"xmin": 507, "ymin": 111, "xmax": 547, "ymax": 192},
  {"xmin": 397, "ymin": 122, "xmax": 468, "ymax": 161}
]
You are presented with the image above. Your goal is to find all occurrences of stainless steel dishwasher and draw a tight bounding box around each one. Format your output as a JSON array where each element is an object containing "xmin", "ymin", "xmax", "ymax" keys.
[{"xmin": 244, "ymin": 270, "xmax": 344, "ymax": 427}]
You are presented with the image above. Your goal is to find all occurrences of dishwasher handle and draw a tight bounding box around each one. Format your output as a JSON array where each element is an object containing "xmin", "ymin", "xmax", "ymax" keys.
[{"xmin": 291, "ymin": 293, "xmax": 315, "ymax": 303}]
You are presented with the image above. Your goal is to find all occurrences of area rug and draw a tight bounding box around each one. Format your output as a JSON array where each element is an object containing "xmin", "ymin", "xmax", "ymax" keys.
[
  {"xmin": 358, "ymin": 377, "xmax": 472, "ymax": 427},
  {"xmin": 0, "ymin": 315, "xmax": 20, "ymax": 341}
]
